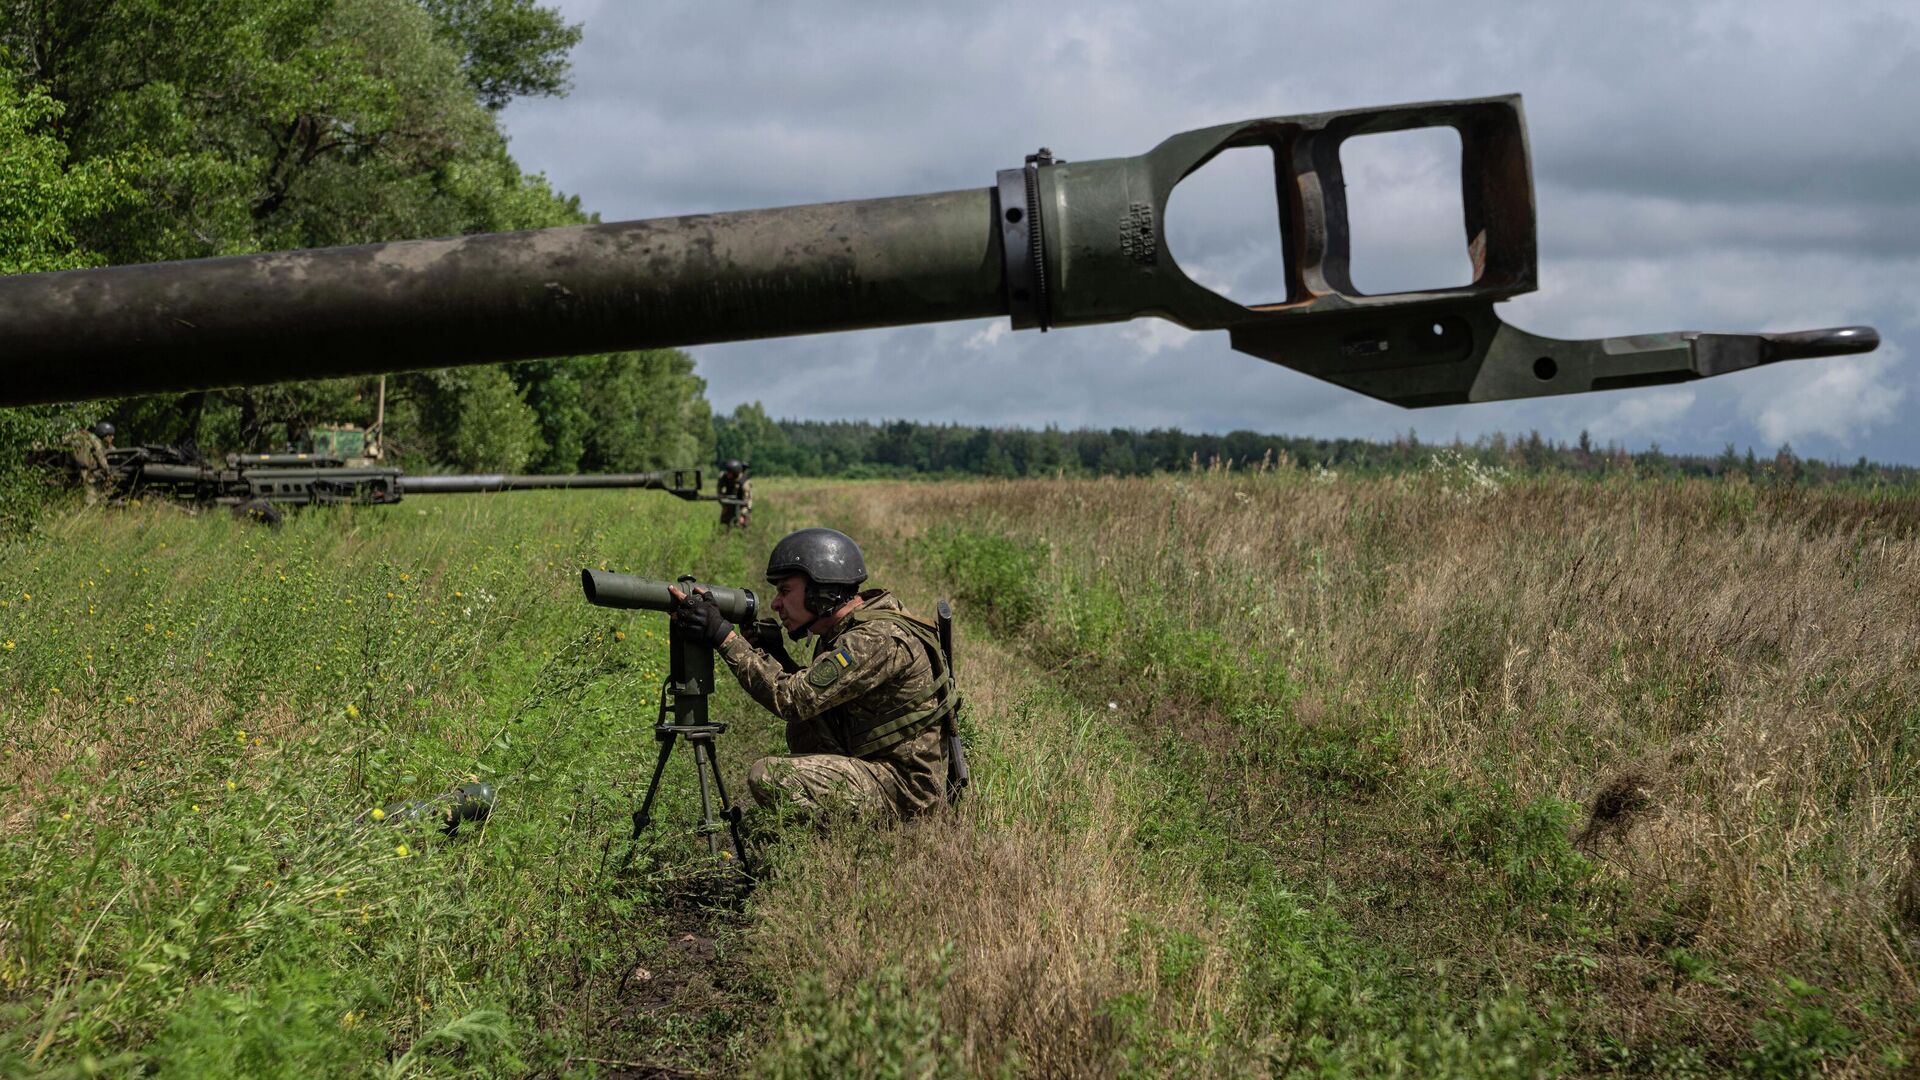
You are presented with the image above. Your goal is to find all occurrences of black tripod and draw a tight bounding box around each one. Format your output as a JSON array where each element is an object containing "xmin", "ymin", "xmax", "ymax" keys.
[{"xmin": 623, "ymin": 611, "xmax": 748, "ymax": 868}]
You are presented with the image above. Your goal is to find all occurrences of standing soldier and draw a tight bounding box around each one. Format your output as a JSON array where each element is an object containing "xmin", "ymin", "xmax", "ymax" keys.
[
  {"xmin": 670, "ymin": 528, "xmax": 953, "ymax": 820},
  {"xmin": 716, "ymin": 460, "xmax": 752, "ymax": 529},
  {"xmin": 63, "ymin": 421, "xmax": 116, "ymax": 505}
]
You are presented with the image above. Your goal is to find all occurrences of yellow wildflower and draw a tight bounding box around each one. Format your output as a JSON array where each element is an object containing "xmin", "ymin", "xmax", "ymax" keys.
[
  {"xmin": 371, "ymin": 807, "xmax": 386, "ymax": 821},
  {"xmin": 2, "ymin": 641, "xmax": 12, "ymax": 650},
  {"xmin": 399, "ymin": 573, "xmax": 410, "ymax": 581},
  {"xmin": 614, "ymin": 630, "xmax": 626, "ymax": 641},
  {"xmin": 226, "ymin": 780, "xmax": 236, "ymax": 792},
  {"xmin": 123, "ymin": 695, "xmax": 134, "ymax": 704},
  {"xmin": 236, "ymin": 729, "xmax": 247, "ymax": 745},
  {"xmin": 192, "ymin": 804, "xmax": 201, "ymax": 813},
  {"xmin": 59, "ymin": 811, "xmax": 71, "ymax": 821},
  {"xmin": 394, "ymin": 844, "xmax": 410, "ymax": 857},
  {"xmin": 143, "ymin": 623, "xmax": 154, "ymax": 632},
  {"xmin": 346, "ymin": 704, "xmax": 360, "ymax": 718},
  {"xmin": 386, "ymin": 592, "xmax": 396, "ymax": 599},
  {"xmin": 454, "ymin": 591, "xmax": 463, "ymax": 598}
]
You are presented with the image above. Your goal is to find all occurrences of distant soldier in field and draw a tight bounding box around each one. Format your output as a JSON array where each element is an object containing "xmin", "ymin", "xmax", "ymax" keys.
[
  {"xmin": 716, "ymin": 459, "xmax": 752, "ymax": 528},
  {"xmin": 63, "ymin": 421, "xmax": 116, "ymax": 505},
  {"xmin": 671, "ymin": 528, "xmax": 953, "ymax": 820}
]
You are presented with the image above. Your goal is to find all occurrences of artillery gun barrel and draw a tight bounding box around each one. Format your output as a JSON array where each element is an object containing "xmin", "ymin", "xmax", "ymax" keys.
[
  {"xmin": 0, "ymin": 192, "xmax": 999, "ymax": 406},
  {"xmin": 400, "ymin": 471, "xmax": 696, "ymax": 495},
  {"xmin": 0, "ymin": 95, "xmax": 1878, "ymax": 409}
]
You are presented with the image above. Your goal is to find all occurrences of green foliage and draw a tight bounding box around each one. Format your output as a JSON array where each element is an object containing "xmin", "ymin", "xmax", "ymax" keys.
[
  {"xmin": 420, "ymin": 0, "xmax": 583, "ymax": 110},
  {"xmin": 761, "ymin": 954, "xmax": 962, "ymax": 1080},
  {"xmin": 0, "ymin": 75, "xmax": 139, "ymax": 275},
  {"xmin": 0, "ymin": 73, "xmax": 142, "ymax": 533},
  {"xmin": 714, "ymin": 401, "xmax": 804, "ymax": 474},
  {"xmin": 739, "ymin": 417, "xmax": 1920, "ymax": 488},
  {"xmin": 909, "ymin": 526, "xmax": 1048, "ymax": 634},
  {"xmin": 398, "ymin": 365, "xmax": 545, "ymax": 472},
  {"xmin": 0, "ymin": 492, "xmax": 749, "ymax": 1073},
  {"xmin": 1423, "ymin": 779, "xmax": 1598, "ymax": 928},
  {"xmin": 1742, "ymin": 979, "xmax": 1861, "ymax": 1079},
  {"xmin": 0, "ymin": 0, "xmax": 713, "ymax": 477}
]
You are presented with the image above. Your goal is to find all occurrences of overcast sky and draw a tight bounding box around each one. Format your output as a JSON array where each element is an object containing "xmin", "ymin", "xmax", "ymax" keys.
[{"xmin": 499, "ymin": 0, "xmax": 1920, "ymax": 464}]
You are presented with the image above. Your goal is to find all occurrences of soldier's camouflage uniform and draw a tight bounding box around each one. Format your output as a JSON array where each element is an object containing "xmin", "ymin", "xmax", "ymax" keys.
[
  {"xmin": 63, "ymin": 429, "xmax": 111, "ymax": 505},
  {"xmin": 718, "ymin": 589, "xmax": 948, "ymax": 819},
  {"xmin": 718, "ymin": 474, "xmax": 751, "ymax": 527}
]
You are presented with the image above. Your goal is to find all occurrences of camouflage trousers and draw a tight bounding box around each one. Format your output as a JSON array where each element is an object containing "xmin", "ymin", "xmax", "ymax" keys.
[{"xmin": 746, "ymin": 753, "xmax": 902, "ymax": 819}]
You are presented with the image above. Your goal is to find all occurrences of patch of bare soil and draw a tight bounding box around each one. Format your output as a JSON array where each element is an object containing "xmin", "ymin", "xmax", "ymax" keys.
[{"xmin": 576, "ymin": 865, "xmax": 760, "ymax": 1079}]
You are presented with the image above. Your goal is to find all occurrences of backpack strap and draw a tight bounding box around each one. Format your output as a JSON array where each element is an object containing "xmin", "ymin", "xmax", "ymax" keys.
[{"xmin": 834, "ymin": 608, "xmax": 957, "ymax": 758}]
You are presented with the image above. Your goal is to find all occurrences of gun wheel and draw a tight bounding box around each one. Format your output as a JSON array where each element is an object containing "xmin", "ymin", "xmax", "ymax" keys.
[{"xmin": 232, "ymin": 499, "xmax": 284, "ymax": 528}]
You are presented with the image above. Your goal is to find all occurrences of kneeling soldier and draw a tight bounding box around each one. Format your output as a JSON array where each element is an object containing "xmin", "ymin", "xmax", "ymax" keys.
[{"xmin": 671, "ymin": 528, "xmax": 951, "ymax": 820}]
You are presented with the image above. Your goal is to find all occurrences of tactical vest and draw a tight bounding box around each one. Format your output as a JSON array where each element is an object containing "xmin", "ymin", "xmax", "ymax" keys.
[{"xmin": 829, "ymin": 607, "xmax": 957, "ymax": 759}]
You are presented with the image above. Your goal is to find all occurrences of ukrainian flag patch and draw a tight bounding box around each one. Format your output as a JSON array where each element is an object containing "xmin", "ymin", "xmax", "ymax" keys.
[{"xmin": 807, "ymin": 646, "xmax": 854, "ymax": 688}]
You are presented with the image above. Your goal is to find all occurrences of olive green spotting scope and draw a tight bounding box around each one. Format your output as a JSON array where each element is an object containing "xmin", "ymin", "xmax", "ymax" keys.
[
  {"xmin": 0, "ymin": 95, "xmax": 1876, "ymax": 409},
  {"xmin": 582, "ymin": 570, "xmax": 754, "ymax": 865}
]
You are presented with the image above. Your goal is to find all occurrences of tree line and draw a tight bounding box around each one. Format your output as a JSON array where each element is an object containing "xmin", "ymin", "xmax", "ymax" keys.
[
  {"xmin": 715, "ymin": 404, "xmax": 1920, "ymax": 488},
  {"xmin": 0, "ymin": 0, "xmax": 712, "ymax": 529}
]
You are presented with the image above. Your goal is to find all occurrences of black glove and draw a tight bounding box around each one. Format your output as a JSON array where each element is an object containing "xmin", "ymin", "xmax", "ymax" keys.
[
  {"xmin": 672, "ymin": 589, "xmax": 734, "ymax": 648},
  {"xmin": 744, "ymin": 619, "xmax": 800, "ymax": 672}
]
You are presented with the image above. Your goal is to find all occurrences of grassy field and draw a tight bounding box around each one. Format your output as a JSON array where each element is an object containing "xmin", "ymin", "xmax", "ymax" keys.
[{"xmin": 1, "ymin": 468, "xmax": 1916, "ymax": 1077}]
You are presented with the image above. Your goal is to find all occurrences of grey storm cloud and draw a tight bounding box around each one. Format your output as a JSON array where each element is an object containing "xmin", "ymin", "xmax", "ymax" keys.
[{"xmin": 501, "ymin": 0, "xmax": 1920, "ymax": 463}]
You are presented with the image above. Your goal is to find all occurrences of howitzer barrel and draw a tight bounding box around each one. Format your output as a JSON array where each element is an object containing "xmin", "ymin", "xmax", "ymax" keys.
[
  {"xmin": 0, "ymin": 95, "xmax": 1878, "ymax": 409},
  {"xmin": 581, "ymin": 570, "xmax": 757, "ymax": 624},
  {"xmin": 401, "ymin": 471, "xmax": 694, "ymax": 495},
  {"xmin": 0, "ymin": 191, "xmax": 999, "ymax": 406}
]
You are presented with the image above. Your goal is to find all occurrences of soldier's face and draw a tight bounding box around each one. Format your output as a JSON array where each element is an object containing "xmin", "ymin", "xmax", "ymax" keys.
[{"xmin": 770, "ymin": 575, "xmax": 811, "ymax": 632}]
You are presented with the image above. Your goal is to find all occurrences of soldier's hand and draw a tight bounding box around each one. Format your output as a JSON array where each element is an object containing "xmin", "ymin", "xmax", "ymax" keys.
[
  {"xmin": 744, "ymin": 618, "xmax": 799, "ymax": 672},
  {"xmin": 669, "ymin": 587, "xmax": 735, "ymax": 648}
]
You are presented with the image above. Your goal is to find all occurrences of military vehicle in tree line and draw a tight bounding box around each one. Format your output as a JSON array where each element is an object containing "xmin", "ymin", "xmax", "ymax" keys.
[{"xmin": 0, "ymin": 95, "xmax": 1877, "ymax": 415}]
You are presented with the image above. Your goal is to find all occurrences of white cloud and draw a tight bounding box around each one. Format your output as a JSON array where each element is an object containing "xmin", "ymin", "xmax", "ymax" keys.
[
  {"xmin": 1585, "ymin": 387, "xmax": 1699, "ymax": 444},
  {"xmin": 1746, "ymin": 346, "xmax": 1907, "ymax": 448},
  {"xmin": 1121, "ymin": 319, "xmax": 1198, "ymax": 356}
]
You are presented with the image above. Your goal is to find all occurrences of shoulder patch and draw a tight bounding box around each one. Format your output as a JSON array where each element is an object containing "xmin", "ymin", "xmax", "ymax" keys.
[{"xmin": 806, "ymin": 646, "xmax": 854, "ymax": 688}]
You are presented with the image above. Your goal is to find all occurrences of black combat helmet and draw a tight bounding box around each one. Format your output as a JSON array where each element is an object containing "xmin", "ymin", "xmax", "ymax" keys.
[
  {"xmin": 723, "ymin": 459, "xmax": 745, "ymax": 474},
  {"xmin": 766, "ymin": 527, "xmax": 867, "ymax": 619},
  {"xmin": 90, "ymin": 420, "xmax": 115, "ymax": 441}
]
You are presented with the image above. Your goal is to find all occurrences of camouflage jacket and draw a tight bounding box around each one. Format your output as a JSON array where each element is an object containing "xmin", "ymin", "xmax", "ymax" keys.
[{"xmin": 718, "ymin": 589, "xmax": 947, "ymax": 814}]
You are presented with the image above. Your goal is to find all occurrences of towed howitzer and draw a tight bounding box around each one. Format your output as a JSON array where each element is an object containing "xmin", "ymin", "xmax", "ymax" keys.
[
  {"xmin": 0, "ymin": 95, "xmax": 1876, "ymax": 410},
  {"xmin": 99, "ymin": 445, "xmax": 703, "ymax": 511}
]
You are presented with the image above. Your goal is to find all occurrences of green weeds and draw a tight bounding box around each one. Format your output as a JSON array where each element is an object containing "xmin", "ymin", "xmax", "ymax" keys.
[{"xmin": 0, "ymin": 493, "xmax": 775, "ymax": 1075}]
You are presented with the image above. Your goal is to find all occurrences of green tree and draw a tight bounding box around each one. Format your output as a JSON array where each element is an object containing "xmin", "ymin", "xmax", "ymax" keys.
[
  {"xmin": 420, "ymin": 0, "xmax": 582, "ymax": 110},
  {"xmin": 0, "ymin": 73, "xmax": 141, "ymax": 532},
  {"xmin": 715, "ymin": 400, "xmax": 797, "ymax": 474},
  {"xmin": 3, "ymin": 0, "xmax": 714, "ymax": 474}
]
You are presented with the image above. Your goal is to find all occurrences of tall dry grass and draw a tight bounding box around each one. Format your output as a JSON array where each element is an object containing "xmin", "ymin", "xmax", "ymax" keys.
[
  {"xmin": 796, "ymin": 467, "xmax": 1919, "ymax": 1070},
  {"xmin": 745, "ymin": 568, "xmax": 1244, "ymax": 1076}
]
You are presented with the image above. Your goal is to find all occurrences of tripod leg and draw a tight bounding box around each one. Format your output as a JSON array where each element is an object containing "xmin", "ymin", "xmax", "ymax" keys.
[
  {"xmin": 690, "ymin": 736, "xmax": 720, "ymax": 856},
  {"xmin": 703, "ymin": 746, "xmax": 750, "ymax": 868},
  {"xmin": 620, "ymin": 730, "xmax": 679, "ymax": 871}
]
